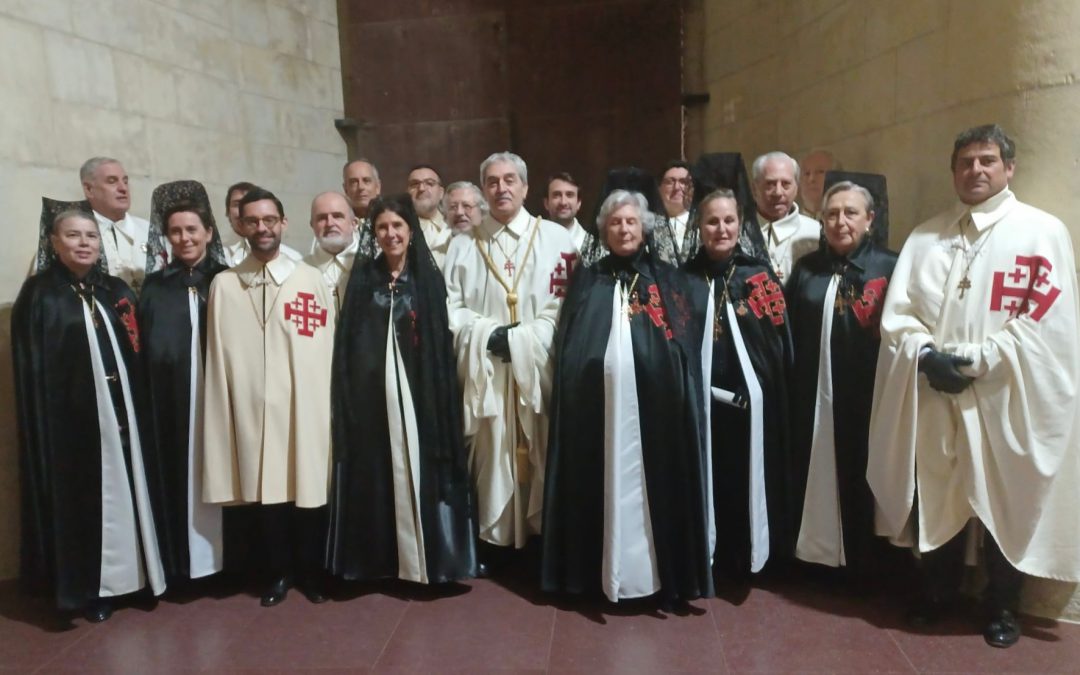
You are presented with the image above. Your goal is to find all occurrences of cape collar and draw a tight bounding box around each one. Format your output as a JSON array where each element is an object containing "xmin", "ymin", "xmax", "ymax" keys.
[
  {"xmin": 481, "ymin": 208, "xmax": 533, "ymax": 239},
  {"xmin": 94, "ymin": 209, "xmax": 136, "ymax": 239},
  {"xmin": 961, "ymin": 187, "xmax": 1016, "ymax": 233},
  {"xmin": 758, "ymin": 204, "xmax": 808, "ymax": 241},
  {"xmin": 235, "ymin": 251, "xmax": 296, "ymax": 287},
  {"xmin": 308, "ymin": 233, "xmax": 359, "ymax": 268}
]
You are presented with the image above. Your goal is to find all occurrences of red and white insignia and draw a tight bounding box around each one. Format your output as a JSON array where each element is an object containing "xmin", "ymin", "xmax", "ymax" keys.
[
  {"xmin": 548, "ymin": 251, "xmax": 578, "ymax": 298},
  {"xmin": 746, "ymin": 272, "xmax": 786, "ymax": 325},
  {"xmin": 990, "ymin": 255, "xmax": 1061, "ymax": 321},
  {"xmin": 849, "ymin": 277, "xmax": 889, "ymax": 333},
  {"xmin": 284, "ymin": 292, "xmax": 328, "ymax": 337}
]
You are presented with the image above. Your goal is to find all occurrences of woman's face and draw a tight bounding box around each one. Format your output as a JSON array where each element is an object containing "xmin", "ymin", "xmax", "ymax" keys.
[
  {"xmin": 822, "ymin": 190, "xmax": 873, "ymax": 256},
  {"xmin": 604, "ymin": 203, "xmax": 644, "ymax": 257},
  {"xmin": 166, "ymin": 210, "xmax": 213, "ymax": 267},
  {"xmin": 374, "ymin": 210, "xmax": 412, "ymax": 262},
  {"xmin": 51, "ymin": 215, "xmax": 101, "ymax": 276},
  {"xmin": 699, "ymin": 197, "xmax": 740, "ymax": 261}
]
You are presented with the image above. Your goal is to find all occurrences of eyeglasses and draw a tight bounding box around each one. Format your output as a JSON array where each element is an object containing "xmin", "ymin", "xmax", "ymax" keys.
[
  {"xmin": 660, "ymin": 177, "xmax": 692, "ymax": 188},
  {"xmin": 448, "ymin": 201, "xmax": 477, "ymax": 212},
  {"xmin": 241, "ymin": 215, "xmax": 281, "ymax": 228},
  {"xmin": 408, "ymin": 179, "xmax": 441, "ymax": 190}
]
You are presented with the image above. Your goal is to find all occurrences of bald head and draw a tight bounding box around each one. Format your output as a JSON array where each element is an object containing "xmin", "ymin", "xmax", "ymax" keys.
[{"xmin": 310, "ymin": 191, "xmax": 357, "ymax": 255}]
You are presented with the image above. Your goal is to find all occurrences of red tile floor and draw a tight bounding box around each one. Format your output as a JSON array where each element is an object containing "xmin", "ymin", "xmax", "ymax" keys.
[{"xmin": 2, "ymin": 558, "xmax": 1080, "ymax": 674}]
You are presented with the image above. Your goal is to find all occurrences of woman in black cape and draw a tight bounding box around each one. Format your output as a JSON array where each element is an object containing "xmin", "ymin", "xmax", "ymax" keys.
[
  {"xmin": 326, "ymin": 194, "xmax": 477, "ymax": 584},
  {"xmin": 787, "ymin": 180, "xmax": 898, "ymax": 574},
  {"xmin": 684, "ymin": 188, "xmax": 794, "ymax": 581},
  {"xmin": 13, "ymin": 203, "xmax": 166, "ymax": 621},
  {"xmin": 542, "ymin": 189, "xmax": 712, "ymax": 608},
  {"xmin": 137, "ymin": 180, "xmax": 229, "ymax": 583}
]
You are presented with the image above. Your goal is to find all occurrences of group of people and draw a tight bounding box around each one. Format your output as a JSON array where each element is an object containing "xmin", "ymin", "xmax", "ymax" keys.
[{"xmin": 13, "ymin": 124, "xmax": 1080, "ymax": 650}]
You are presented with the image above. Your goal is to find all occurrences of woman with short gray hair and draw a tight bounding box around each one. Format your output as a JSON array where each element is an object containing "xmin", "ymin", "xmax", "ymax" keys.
[{"xmin": 542, "ymin": 190, "xmax": 712, "ymax": 610}]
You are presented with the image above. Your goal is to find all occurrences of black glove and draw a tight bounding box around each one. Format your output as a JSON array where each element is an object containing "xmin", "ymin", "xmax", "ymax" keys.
[
  {"xmin": 487, "ymin": 322, "xmax": 519, "ymax": 363},
  {"xmin": 918, "ymin": 349, "xmax": 975, "ymax": 394}
]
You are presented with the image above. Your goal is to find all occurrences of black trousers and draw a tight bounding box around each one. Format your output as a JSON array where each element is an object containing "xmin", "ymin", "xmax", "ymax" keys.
[
  {"xmin": 258, "ymin": 503, "xmax": 328, "ymax": 583},
  {"xmin": 919, "ymin": 524, "xmax": 1024, "ymax": 611}
]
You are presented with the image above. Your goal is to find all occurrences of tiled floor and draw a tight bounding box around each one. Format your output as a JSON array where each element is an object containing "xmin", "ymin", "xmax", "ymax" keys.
[{"xmin": 2, "ymin": 560, "xmax": 1079, "ymax": 674}]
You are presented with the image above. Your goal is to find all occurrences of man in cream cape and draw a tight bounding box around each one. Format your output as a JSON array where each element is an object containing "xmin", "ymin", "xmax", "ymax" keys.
[
  {"xmin": 444, "ymin": 152, "xmax": 577, "ymax": 562},
  {"xmin": 202, "ymin": 187, "xmax": 334, "ymax": 607},
  {"xmin": 868, "ymin": 124, "xmax": 1080, "ymax": 648}
]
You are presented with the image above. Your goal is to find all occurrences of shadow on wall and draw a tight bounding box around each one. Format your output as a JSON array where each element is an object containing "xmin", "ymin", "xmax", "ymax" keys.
[{"xmin": 0, "ymin": 302, "xmax": 20, "ymax": 581}]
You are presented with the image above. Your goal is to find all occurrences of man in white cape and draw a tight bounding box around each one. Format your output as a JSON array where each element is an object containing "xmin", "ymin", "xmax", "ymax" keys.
[
  {"xmin": 444, "ymin": 151, "xmax": 577, "ymax": 566},
  {"xmin": 202, "ymin": 187, "xmax": 334, "ymax": 607},
  {"xmin": 868, "ymin": 124, "xmax": 1080, "ymax": 648}
]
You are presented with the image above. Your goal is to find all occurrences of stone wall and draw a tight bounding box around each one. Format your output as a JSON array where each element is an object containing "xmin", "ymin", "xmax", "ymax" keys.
[
  {"xmin": 0, "ymin": 0, "xmax": 345, "ymax": 580},
  {"xmin": 696, "ymin": 0, "xmax": 1080, "ymax": 621},
  {"xmin": 696, "ymin": 0, "xmax": 1080, "ymax": 250}
]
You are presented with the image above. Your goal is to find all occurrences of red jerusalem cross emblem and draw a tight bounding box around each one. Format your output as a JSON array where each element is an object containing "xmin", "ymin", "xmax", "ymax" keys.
[
  {"xmin": 745, "ymin": 272, "xmax": 786, "ymax": 325},
  {"xmin": 284, "ymin": 292, "xmax": 328, "ymax": 337},
  {"xmin": 548, "ymin": 251, "xmax": 578, "ymax": 298},
  {"xmin": 990, "ymin": 255, "xmax": 1062, "ymax": 321}
]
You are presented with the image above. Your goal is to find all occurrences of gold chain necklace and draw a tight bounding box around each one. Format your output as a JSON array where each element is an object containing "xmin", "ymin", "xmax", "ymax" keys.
[{"xmin": 473, "ymin": 216, "xmax": 541, "ymax": 322}]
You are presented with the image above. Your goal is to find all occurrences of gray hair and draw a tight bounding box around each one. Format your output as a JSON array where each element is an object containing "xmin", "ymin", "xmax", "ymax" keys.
[
  {"xmin": 443, "ymin": 181, "xmax": 488, "ymax": 214},
  {"xmin": 79, "ymin": 156, "xmax": 121, "ymax": 183},
  {"xmin": 51, "ymin": 208, "xmax": 98, "ymax": 235},
  {"xmin": 820, "ymin": 180, "xmax": 875, "ymax": 216},
  {"xmin": 310, "ymin": 190, "xmax": 356, "ymax": 223},
  {"xmin": 480, "ymin": 151, "xmax": 528, "ymax": 185},
  {"xmin": 751, "ymin": 151, "xmax": 800, "ymax": 185},
  {"xmin": 595, "ymin": 190, "xmax": 656, "ymax": 236},
  {"xmin": 342, "ymin": 158, "xmax": 380, "ymax": 183}
]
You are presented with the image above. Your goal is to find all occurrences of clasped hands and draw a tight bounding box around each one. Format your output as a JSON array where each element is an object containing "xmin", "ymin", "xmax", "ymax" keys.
[
  {"xmin": 918, "ymin": 348, "xmax": 975, "ymax": 394},
  {"xmin": 487, "ymin": 322, "xmax": 520, "ymax": 363}
]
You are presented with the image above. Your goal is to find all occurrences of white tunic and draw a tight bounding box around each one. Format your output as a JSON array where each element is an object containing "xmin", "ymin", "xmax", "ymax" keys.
[
  {"xmin": 444, "ymin": 208, "xmax": 577, "ymax": 547},
  {"xmin": 868, "ymin": 188, "xmax": 1080, "ymax": 581},
  {"xmin": 565, "ymin": 219, "xmax": 589, "ymax": 254},
  {"xmin": 421, "ymin": 212, "xmax": 453, "ymax": 270},
  {"xmin": 757, "ymin": 205, "xmax": 819, "ymax": 283},
  {"xmin": 304, "ymin": 234, "xmax": 359, "ymax": 313},
  {"xmin": 202, "ymin": 254, "xmax": 334, "ymax": 508},
  {"xmin": 93, "ymin": 211, "xmax": 150, "ymax": 291},
  {"xmin": 224, "ymin": 237, "xmax": 302, "ymax": 268}
]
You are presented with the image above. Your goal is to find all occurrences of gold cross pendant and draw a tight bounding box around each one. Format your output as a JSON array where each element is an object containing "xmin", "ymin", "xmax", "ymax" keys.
[{"xmin": 958, "ymin": 276, "xmax": 972, "ymax": 298}]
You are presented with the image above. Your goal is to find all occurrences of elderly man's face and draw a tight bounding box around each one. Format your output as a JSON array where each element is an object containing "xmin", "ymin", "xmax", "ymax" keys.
[
  {"xmin": 310, "ymin": 192, "xmax": 356, "ymax": 255},
  {"xmin": 544, "ymin": 178, "xmax": 581, "ymax": 226},
  {"xmin": 446, "ymin": 188, "xmax": 482, "ymax": 233},
  {"xmin": 83, "ymin": 161, "xmax": 130, "ymax": 220},
  {"xmin": 800, "ymin": 151, "xmax": 834, "ymax": 216},
  {"xmin": 343, "ymin": 161, "xmax": 380, "ymax": 215},
  {"xmin": 659, "ymin": 167, "xmax": 692, "ymax": 217},
  {"xmin": 952, "ymin": 141, "xmax": 1013, "ymax": 206},
  {"xmin": 754, "ymin": 158, "xmax": 799, "ymax": 221},
  {"xmin": 483, "ymin": 160, "xmax": 528, "ymax": 223},
  {"xmin": 407, "ymin": 167, "xmax": 444, "ymax": 219}
]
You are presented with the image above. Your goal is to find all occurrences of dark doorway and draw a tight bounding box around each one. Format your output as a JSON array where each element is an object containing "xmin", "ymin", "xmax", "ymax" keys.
[{"xmin": 336, "ymin": 0, "xmax": 684, "ymax": 221}]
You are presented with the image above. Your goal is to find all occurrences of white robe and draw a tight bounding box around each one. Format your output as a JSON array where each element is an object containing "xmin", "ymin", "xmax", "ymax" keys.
[
  {"xmin": 757, "ymin": 205, "xmax": 819, "ymax": 283},
  {"xmin": 444, "ymin": 208, "xmax": 577, "ymax": 547},
  {"xmin": 304, "ymin": 234, "xmax": 359, "ymax": 314},
  {"xmin": 565, "ymin": 219, "xmax": 589, "ymax": 254},
  {"xmin": 421, "ymin": 212, "xmax": 453, "ymax": 270},
  {"xmin": 93, "ymin": 210, "xmax": 150, "ymax": 291},
  {"xmin": 868, "ymin": 188, "xmax": 1080, "ymax": 581},
  {"xmin": 202, "ymin": 254, "xmax": 334, "ymax": 508},
  {"xmin": 224, "ymin": 237, "xmax": 302, "ymax": 268}
]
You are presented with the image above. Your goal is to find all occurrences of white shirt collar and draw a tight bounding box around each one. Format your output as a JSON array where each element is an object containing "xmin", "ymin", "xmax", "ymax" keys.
[{"xmin": 236, "ymin": 251, "xmax": 297, "ymax": 287}]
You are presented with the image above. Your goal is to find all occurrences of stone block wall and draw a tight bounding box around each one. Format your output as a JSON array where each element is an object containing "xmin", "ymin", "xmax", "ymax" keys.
[
  {"xmin": 695, "ymin": 0, "xmax": 1080, "ymax": 250},
  {"xmin": 694, "ymin": 0, "xmax": 1080, "ymax": 620},
  {"xmin": 0, "ymin": 0, "xmax": 345, "ymax": 580}
]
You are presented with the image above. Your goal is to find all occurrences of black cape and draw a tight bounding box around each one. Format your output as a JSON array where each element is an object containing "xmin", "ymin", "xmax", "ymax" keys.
[
  {"xmin": 327, "ymin": 254, "xmax": 478, "ymax": 583},
  {"xmin": 685, "ymin": 247, "xmax": 794, "ymax": 577},
  {"xmin": 137, "ymin": 255, "xmax": 228, "ymax": 580},
  {"xmin": 542, "ymin": 249, "xmax": 713, "ymax": 602},
  {"xmin": 786, "ymin": 238, "xmax": 898, "ymax": 568},
  {"xmin": 12, "ymin": 263, "xmax": 160, "ymax": 610}
]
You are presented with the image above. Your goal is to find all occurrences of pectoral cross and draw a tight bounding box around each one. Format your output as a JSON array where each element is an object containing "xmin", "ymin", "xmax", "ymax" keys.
[
  {"xmin": 504, "ymin": 259, "xmax": 515, "ymax": 277},
  {"xmin": 958, "ymin": 276, "xmax": 972, "ymax": 298}
]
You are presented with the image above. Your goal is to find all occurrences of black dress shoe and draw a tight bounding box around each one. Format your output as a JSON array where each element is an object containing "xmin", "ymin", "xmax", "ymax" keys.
[
  {"xmin": 83, "ymin": 599, "xmax": 113, "ymax": 623},
  {"xmin": 475, "ymin": 561, "xmax": 491, "ymax": 579},
  {"xmin": 298, "ymin": 579, "xmax": 328, "ymax": 604},
  {"xmin": 260, "ymin": 577, "xmax": 290, "ymax": 607},
  {"xmin": 983, "ymin": 609, "xmax": 1021, "ymax": 648}
]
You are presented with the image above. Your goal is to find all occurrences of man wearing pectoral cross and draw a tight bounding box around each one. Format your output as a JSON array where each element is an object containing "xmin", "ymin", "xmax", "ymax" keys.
[
  {"xmin": 443, "ymin": 152, "xmax": 578, "ymax": 572},
  {"xmin": 202, "ymin": 187, "xmax": 335, "ymax": 607},
  {"xmin": 869, "ymin": 124, "xmax": 1080, "ymax": 648}
]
